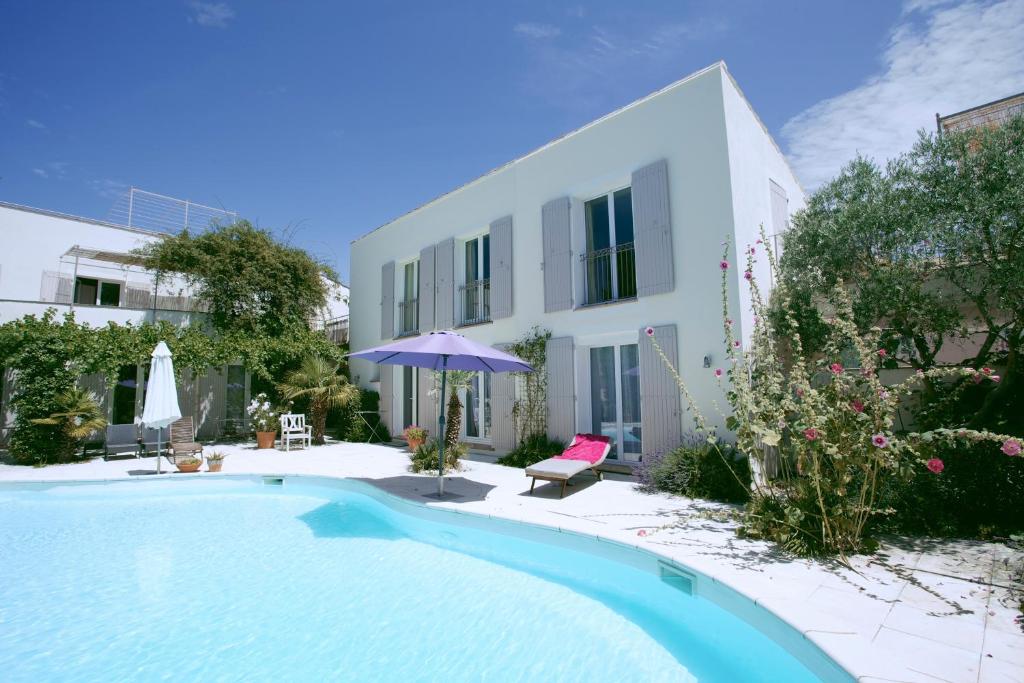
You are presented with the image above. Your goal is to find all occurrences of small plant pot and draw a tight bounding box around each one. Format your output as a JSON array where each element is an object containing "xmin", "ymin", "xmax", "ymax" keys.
[
  {"xmin": 176, "ymin": 461, "xmax": 202, "ymax": 473},
  {"xmin": 207, "ymin": 462, "xmax": 223, "ymax": 472},
  {"xmin": 407, "ymin": 438, "xmax": 425, "ymax": 452},
  {"xmin": 256, "ymin": 431, "xmax": 276, "ymax": 449}
]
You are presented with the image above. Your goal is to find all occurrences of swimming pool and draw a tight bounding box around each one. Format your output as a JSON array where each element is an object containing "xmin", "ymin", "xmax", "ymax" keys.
[{"xmin": 0, "ymin": 476, "xmax": 849, "ymax": 682}]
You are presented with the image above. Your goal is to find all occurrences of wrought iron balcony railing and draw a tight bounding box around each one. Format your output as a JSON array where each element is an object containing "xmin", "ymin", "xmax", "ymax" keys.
[
  {"xmin": 398, "ymin": 298, "xmax": 419, "ymax": 336},
  {"xmin": 580, "ymin": 242, "xmax": 636, "ymax": 306},
  {"xmin": 459, "ymin": 279, "xmax": 490, "ymax": 326}
]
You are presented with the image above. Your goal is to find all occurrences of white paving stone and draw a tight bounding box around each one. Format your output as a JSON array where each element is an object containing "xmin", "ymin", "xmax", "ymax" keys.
[{"xmin": 1, "ymin": 440, "xmax": 1021, "ymax": 683}]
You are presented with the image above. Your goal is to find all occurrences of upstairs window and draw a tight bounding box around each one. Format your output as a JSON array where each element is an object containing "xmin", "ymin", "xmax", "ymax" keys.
[
  {"xmin": 460, "ymin": 235, "xmax": 490, "ymax": 325},
  {"xmin": 582, "ymin": 188, "xmax": 636, "ymax": 305},
  {"xmin": 74, "ymin": 277, "xmax": 121, "ymax": 307},
  {"xmin": 398, "ymin": 260, "xmax": 419, "ymax": 336}
]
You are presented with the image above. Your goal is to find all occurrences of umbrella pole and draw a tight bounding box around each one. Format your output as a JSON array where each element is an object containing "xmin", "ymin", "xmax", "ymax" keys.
[
  {"xmin": 437, "ymin": 356, "xmax": 448, "ymax": 497},
  {"xmin": 156, "ymin": 426, "xmax": 162, "ymax": 475}
]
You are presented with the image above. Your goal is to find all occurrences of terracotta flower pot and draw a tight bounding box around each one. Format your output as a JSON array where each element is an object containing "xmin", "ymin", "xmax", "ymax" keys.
[
  {"xmin": 256, "ymin": 431, "xmax": 276, "ymax": 449},
  {"xmin": 176, "ymin": 461, "xmax": 201, "ymax": 473},
  {"xmin": 207, "ymin": 462, "xmax": 223, "ymax": 472}
]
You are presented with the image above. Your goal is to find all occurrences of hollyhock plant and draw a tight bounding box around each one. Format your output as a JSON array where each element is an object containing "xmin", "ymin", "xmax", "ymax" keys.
[
  {"xmin": 926, "ymin": 458, "xmax": 944, "ymax": 474},
  {"xmin": 803, "ymin": 427, "xmax": 819, "ymax": 441},
  {"xmin": 850, "ymin": 399, "xmax": 865, "ymax": 413},
  {"xmin": 720, "ymin": 260, "xmax": 729, "ymax": 271},
  {"xmin": 644, "ymin": 326, "xmax": 655, "ymax": 337},
  {"xmin": 871, "ymin": 433, "xmax": 889, "ymax": 448},
  {"xmin": 714, "ymin": 368, "xmax": 723, "ymax": 377},
  {"xmin": 1002, "ymin": 439, "xmax": 1022, "ymax": 457},
  {"xmin": 829, "ymin": 363, "xmax": 844, "ymax": 375}
]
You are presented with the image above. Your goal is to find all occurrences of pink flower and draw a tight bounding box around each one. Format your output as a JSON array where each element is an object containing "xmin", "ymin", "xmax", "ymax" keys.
[
  {"xmin": 1002, "ymin": 439, "xmax": 1022, "ymax": 457},
  {"xmin": 991, "ymin": 375, "xmax": 1001, "ymax": 383},
  {"xmin": 720, "ymin": 260, "xmax": 729, "ymax": 270},
  {"xmin": 725, "ymin": 318, "xmax": 733, "ymax": 326},
  {"xmin": 733, "ymin": 340, "xmax": 741, "ymax": 348},
  {"xmin": 926, "ymin": 458, "xmax": 945, "ymax": 474},
  {"xmin": 637, "ymin": 529, "xmax": 648, "ymax": 537},
  {"xmin": 850, "ymin": 399, "xmax": 865, "ymax": 413},
  {"xmin": 803, "ymin": 427, "xmax": 819, "ymax": 441},
  {"xmin": 973, "ymin": 374, "xmax": 984, "ymax": 384},
  {"xmin": 861, "ymin": 368, "xmax": 874, "ymax": 378},
  {"xmin": 749, "ymin": 247, "xmax": 756, "ymax": 255},
  {"xmin": 982, "ymin": 366, "xmax": 992, "ymax": 375},
  {"xmin": 756, "ymin": 239, "xmax": 763, "ymax": 244},
  {"xmin": 795, "ymin": 388, "xmax": 804, "ymax": 398},
  {"xmin": 644, "ymin": 326, "xmax": 655, "ymax": 337},
  {"xmin": 829, "ymin": 363, "xmax": 844, "ymax": 375},
  {"xmin": 871, "ymin": 433, "xmax": 889, "ymax": 449},
  {"xmin": 877, "ymin": 349, "xmax": 887, "ymax": 358},
  {"xmin": 878, "ymin": 389, "xmax": 890, "ymax": 400},
  {"xmin": 714, "ymin": 368, "xmax": 723, "ymax": 377},
  {"xmin": 744, "ymin": 270, "xmax": 752, "ymax": 280},
  {"xmin": 916, "ymin": 368, "xmax": 924, "ymax": 375}
]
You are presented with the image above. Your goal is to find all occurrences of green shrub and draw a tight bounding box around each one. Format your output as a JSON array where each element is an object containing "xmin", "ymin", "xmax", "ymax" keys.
[
  {"xmin": 496, "ymin": 434, "xmax": 565, "ymax": 468},
  {"xmin": 409, "ymin": 438, "xmax": 465, "ymax": 474},
  {"xmin": 335, "ymin": 388, "xmax": 390, "ymax": 443},
  {"xmin": 638, "ymin": 439, "xmax": 751, "ymax": 504}
]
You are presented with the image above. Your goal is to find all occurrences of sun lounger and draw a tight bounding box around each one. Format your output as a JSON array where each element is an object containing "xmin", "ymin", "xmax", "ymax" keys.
[
  {"xmin": 104, "ymin": 424, "xmax": 143, "ymax": 460},
  {"xmin": 525, "ymin": 434, "xmax": 611, "ymax": 498},
  {"xmin": 168, "ymin": 417, "xmax": 203, "ymax": 465}
]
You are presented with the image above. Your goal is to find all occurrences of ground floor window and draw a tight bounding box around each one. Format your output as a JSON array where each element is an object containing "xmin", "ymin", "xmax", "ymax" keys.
[
  {"xmin": 464, "ymin": 371, "xmax": 490, "ymax": 440},
  {"xmin": 590, "ymin": 343, "xmax": 641, "ymax": 461},
  {"xmin": 225, "ymin": 364, "xmax": 246, "ymax": 433},
  {"xmin": 402, "ymin": 366, "xmax": 418, "ymax": 430},
  {"xmin": 112, "ymin": 364, "xmax": 139, "ymax": 425}
]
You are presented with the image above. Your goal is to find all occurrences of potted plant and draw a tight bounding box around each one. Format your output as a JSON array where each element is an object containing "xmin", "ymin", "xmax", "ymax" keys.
[
  {"xmin": 176, "ymin": 456, "xmax": 202, "ymax": 473},
  {"xmin": 247, "ymin": 393, "xmax": 280, "ymax": 449},
  {"xmin": 206, "ymin": 451, "xmax": 226, "ymax": 472},
  {"xmin": 403, "ymin": 425, "xmax": 428, "ymax": 451}
]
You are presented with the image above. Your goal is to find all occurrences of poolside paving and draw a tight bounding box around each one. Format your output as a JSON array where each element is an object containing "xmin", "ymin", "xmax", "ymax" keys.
[{"xmin": 1, "ymin": 441, "xmax": 1021, "ymax": 683}]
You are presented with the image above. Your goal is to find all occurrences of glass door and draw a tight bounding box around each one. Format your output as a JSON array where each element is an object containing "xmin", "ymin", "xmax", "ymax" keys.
[{"xmin": 589, "ymin": 344, "xmax": 642, "ymax": 461}]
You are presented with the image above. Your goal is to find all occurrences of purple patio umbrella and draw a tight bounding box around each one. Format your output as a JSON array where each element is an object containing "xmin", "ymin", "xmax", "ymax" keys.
[{"xmin": 349, "ymin": 331, "xmax": 533, "ymax": 497}]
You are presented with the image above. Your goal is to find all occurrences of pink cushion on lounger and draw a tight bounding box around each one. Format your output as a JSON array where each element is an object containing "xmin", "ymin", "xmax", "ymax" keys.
[{"xmin": 556, "ymin": 434, "xmax": 610, "ymax": 464}]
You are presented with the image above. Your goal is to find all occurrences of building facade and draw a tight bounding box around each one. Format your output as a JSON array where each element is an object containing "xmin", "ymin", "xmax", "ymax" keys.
[{"xmin": 349, "ymin": 62, "xmax": 804, "ymax": 464}]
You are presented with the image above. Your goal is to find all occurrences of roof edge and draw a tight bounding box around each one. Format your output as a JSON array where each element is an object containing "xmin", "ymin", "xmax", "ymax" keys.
[{"xmin": 0, "ymin": 200, "xmax": 170, "ymax": 239}]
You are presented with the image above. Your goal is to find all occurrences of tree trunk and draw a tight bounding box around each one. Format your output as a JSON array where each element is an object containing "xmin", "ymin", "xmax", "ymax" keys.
[
  {"xmin": 444, "ymin": 391, "xmax": 462, "ymax": 452},
  {"xmin": 311, "ymin": 401, "xmax": 327, "ymax": 444}
]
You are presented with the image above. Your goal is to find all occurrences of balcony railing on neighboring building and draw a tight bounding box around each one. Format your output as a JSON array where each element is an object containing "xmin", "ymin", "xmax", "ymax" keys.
[
  {"xmin": 459, "ymin": 279, "xmax": 490, "ymax": 326},
  {"xmin": 580, "ymin": 242, "xmax": 637, "ymax": 306},
  {"xmin": 398, "ymin": 299, "xmax": 419, "ymax": 336},
  {"xmin": 315, "ymin": 315, "xmax": 349, "ymax": 345}
]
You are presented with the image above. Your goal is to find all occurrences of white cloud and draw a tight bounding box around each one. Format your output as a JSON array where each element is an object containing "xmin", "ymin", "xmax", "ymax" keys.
[
  {"xmin": 26, "ymin": 118, "xmax": 46, "ymax": 129},
  {"xmin": 32, "ymin": 168, "xmax": 48, "ymax": 178},
  {"xmin": 89, "ymin": 178, "xmax": 129, "ymax": 200},
  {"xmin": 782, "ymin": 0, "xmax": 1024, "ymax": 189},
  {"xmin": 514, "ymin": 22, "xmax": 561, "ymax": 39},
  {"xmin": 188, "ymin": 1, "xmax": 235, "ymax": 28}
]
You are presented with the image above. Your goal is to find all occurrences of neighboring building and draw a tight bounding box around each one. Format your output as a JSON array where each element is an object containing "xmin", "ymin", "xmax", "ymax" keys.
[
  {"xmin": 937, "ymin": 91, "xmax": 1024, "ymax": 134},
  {"xmin": 349, "ymin": 62, "xmax": 805, "ymax": 465},
  {"xmin": 0, "ymin": 199, "xmax": 346, "ymax": 444}
]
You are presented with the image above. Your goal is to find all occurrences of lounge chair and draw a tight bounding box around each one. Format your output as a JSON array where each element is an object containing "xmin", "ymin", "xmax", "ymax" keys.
[
  {"xmin": 104, "ymin": 424, "xmax": 143, "ymax": 460},
  {"xmin": 138, "ymin": 426, "xmax": 161, "ymax": 455},
  {"xmin": 168, "ymin": 417, "xmax": 203, "ymax": 465},
  {"xmin": 525, "ymin": 434, "xmax": 611, "ymax": 498},
  {"xmin": 280, "ymin": 413, "xmax": 312, "ymax": 451}
]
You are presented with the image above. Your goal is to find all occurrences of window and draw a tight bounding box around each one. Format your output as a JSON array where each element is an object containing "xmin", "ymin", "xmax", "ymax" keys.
[
  {"xmin": 112, "ymin": 364, "xmax": 139, "ymax": 425},
  {"xmin": 74, "ymin": 277, "xmax": 121, "ymax": 307},
  {"xmin": 464, "ymin": 371, "xmax": 491, "ymax": 440},
  {"xmin": 398, "ymin": 260, "xmax": 419, "ymax": 335},
  {"xmin": 460, "ymin": 235, "xmax": 490, "ymax": 325},
  {"xmin": 402, "ymin": 366, "xmax": 417, "ymax": 429},
  {"xmin": 582, "ymin": 188, "xmax": 636, "ymax": 305},
  {"xmin": 225, "ymin": 365, "xmax": 246, "ymax": 434},
  {"xmin": 589, "ymin": 344, "xmax": 642, "ymax": 461}
]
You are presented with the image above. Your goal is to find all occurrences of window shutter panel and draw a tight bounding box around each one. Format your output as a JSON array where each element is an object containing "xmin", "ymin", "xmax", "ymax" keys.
[
  {"xmin": 770, "ymin": 180, "xmax": 789, "ymax": 236},
  {"xmin": 541, "ymin": 197, "xmax": 573, "ymax": 312},
  {"xmin": 545, "ymin": 336, "xmax": 575, "ymax": 444},
  {"xmin": 489, "ymin": 215, "xmax": 513, "ymax": 319},
  {"xmin": 418, "ymin": 245, "xmax": 436, "ymax": 331},
  {"xmin": 632, "ymin": 159, "xmax": 674, "ymax": 297},
  {"xmin": 379, "ymin": 365, "xmax": 394, "ymax": 437},
  {"xmin": 380, "ymin": 261, "xmax": 395, "ymax": 339},
  {"xmin": 417, "ymin": 368, "xmax": 438, "ymax": 439},
  {"xmin": 126, "ymin": 283, "xmax": 152, "ymax": 309},
  {"xmin": 435, "ymin": 238, "xmax": 455, "ymax": 329},
  {"xmin": 490, "ymin": 343, "xmax": 517, "ymax": 451},
  {"xmin": 574, "ymin": 346, "xmax": 591, "ymax": 437},
  {"xmin": 638, "ymin": 324, "xmax": 682, "ymax": 460}
]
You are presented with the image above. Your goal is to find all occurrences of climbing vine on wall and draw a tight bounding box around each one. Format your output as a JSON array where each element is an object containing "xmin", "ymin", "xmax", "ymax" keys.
[{"xmin": 509, "ymin": 326, "xmax": 551, "ymax": 445}]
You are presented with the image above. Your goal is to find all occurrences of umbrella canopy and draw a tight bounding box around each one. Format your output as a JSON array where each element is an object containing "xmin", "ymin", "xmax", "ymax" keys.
[
  {"xmin": 349, "ymin": 331, "xmax": 533, "ymax": 497},
  {"xmin": 140, "ymin": 341, "xmax": 182, "ymax": 474},
  {"xmin": 348, "ymin": 331, "xmax": 533, "ymax": 373}
]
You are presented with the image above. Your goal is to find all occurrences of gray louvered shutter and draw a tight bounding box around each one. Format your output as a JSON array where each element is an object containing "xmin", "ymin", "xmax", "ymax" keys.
[
  {"xmin": 417, "ymin": 367, "xmax": 439, "ymax": 440},
  {"xmin": 638, "ymin": 324, "xmax": 682, "ymax": 459},
  {"xmin": 418, "ymin": 245, "xmax": 436, "ymax": 331},
  {"xmin": 770, "ymin": 180, "xmax": 789, "ymax": 236},
  {"xmin": 489, "ymin": 215, "xmax": 513, "ymax": 319},
  {"xmin": 541, "ymin": 197, "xmax": 573, "ymax": 312},
  {"xmin": 632, "ymin": 159, "xmax": 674, "ymax": 297},
  {"xmin": 435, "ymin": 238, "xmax": 455, "ymax": 329},
  {"xmin": 545, "ymin": 336, "xmax": 575, "ymax": 444},
  {"xmin": 381, "ymin": 261, "xmax": 395, "ymax": 339},
  {"xmin": 379, "ymin": 365, "xmax": 394, "ymax": 437},
  {"xmin": 125, "ymin": 283, "xmax": 152, "ymax": 309},
  {"xmin": 490, "ymin": 343, "xmax": 517, "ymax": 451},
  {"xmin": 40, "ymin": 271, "xmax": 73, "ymax": 304}
]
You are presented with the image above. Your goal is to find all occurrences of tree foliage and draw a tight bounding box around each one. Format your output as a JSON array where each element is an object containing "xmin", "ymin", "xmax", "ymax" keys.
[
  {"xmin": 779, "ymin": 115, "xmax": 1024, "ymax": 431},
  {"xmin": 278, "ymin": 355, "xmax": 359, "ymax": 444},
  {"xmin": 135, "ymin": 221, "xmax": 338, "ymax": 336}
]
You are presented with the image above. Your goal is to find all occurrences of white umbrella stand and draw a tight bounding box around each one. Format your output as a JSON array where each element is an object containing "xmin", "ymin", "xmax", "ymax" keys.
[{"xmin": 140, "ymin": 341, "xmax": 182, "ymax": 475}]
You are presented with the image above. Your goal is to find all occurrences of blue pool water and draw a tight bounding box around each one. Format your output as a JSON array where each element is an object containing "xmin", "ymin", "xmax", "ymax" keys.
[{"xmin": 0, "ymin": 477, "xmax": 847, "ymax": 682}]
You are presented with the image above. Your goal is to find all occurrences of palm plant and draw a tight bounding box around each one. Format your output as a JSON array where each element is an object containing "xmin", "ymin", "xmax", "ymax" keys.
[
  {"xmin": 30, "ymin": 388, "xmax": 107, "ymax": 455},
  {"xmin": 278, "ymin": 355, "xmax": 359, "ymax": 444},
  {"xmin": 431, "ymin": 370, "xmax": 474, "ymax": 452}
]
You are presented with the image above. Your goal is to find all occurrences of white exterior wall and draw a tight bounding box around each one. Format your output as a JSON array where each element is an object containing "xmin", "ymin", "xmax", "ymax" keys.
[{"xmin": 349, "ymin": 62, "xmax": 805, "ymax": 454}]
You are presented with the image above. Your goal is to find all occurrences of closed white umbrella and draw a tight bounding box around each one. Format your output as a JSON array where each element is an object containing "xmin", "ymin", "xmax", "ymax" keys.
[{"xmin": 140, "ymin": 341, "xmax": 182, "ymax": 475}]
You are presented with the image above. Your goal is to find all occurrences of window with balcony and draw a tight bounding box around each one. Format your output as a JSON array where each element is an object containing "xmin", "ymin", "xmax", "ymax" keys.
[
  {"xmin": 581, "ymin": 188, "xmax": 636, "ymax": 306},
  {"xmin": 460, "ymin": 234, "xmax": 490, "ymax": 326},
  {"xmin": 464, "ymin": 371, "xmax": 491, "ymax": 440},
  {"xmin": 398, "ymin": 260, "xmax": 419, "ymax": 336}
]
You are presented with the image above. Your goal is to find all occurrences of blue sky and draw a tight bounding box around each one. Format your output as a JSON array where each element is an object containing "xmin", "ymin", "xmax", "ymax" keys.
[{"xmin": 2, "ymin": 1, "xmax": 1022, "ymax": 281}]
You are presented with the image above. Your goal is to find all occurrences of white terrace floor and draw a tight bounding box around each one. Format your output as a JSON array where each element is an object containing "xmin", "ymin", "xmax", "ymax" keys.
[{"xmin": 1, "ymin": 441, "xmax": 1021, "ymax": 683}]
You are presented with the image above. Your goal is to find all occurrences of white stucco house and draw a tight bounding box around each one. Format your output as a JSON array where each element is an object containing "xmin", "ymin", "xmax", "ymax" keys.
[
  {"xmin": 348, "ymin": 62, "xmax": 804, "ymax": 464},
  {"xmin": 0, "ymin": 200, "xmax": 348, "ymax": 443}
]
